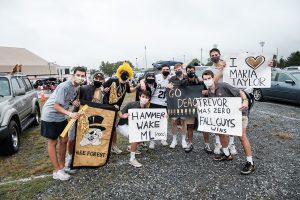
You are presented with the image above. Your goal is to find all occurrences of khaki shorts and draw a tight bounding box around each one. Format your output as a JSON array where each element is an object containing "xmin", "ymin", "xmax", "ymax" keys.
[{"xmin": 242, "ymin": 116, "xmax": 249, "ymax": 129}]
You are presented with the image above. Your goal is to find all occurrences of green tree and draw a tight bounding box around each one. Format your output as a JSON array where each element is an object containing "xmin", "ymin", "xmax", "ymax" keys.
[
  {"xmin": 205, "ymin": 58, "xmax": 213, "ymax": 66},
  {"xmin": 285, "ymin": 51, "xmax": 300, "ymax": 67},
  {"xmin": 100, "ymin": 60, "xmax": 135, "ymax": 76},
  {"xmin": 278, "ymin": 57, "xmax": 286, "ymax": 68}
]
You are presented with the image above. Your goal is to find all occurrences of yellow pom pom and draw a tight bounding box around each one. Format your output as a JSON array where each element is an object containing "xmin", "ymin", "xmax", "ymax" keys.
[{"xmin": 116, "ymin": 62, "xmax": 134, "ymax": 79}]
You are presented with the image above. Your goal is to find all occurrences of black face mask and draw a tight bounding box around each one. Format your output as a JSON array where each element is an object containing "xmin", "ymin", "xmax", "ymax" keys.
[
  {"xmin": 175, "ymin": 70, "xmax": 183, "ymax": 77},
  {"xmin": 146, "ymin": 79, "xmax": 155, "ymax": 84},
  {"xmin": 121, "ymin": 72, "xmax": 129, "ymax": 81},
  {"xmin": 211, "ymin": 56, "xmax": 220, "ymax": 63},
  {"xmin": 187, "ymin": 72, "xmax": 195, "ymax": 78},
  {"xmin": 93, "ymin": 80, "xmax": 102, "ymax": 88},
  {"xmin": 162, "ymin": 71, "xmax": 170, "ymax": 76}
]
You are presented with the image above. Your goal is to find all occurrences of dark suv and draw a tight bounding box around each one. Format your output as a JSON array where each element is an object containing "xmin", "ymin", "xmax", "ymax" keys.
[{"xmin": 0, "ymin": 73, "xmax": 40, "ymax": 155}]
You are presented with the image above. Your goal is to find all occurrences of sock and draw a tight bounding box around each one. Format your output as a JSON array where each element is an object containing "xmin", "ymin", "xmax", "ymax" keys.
[
  {"xmin": 173, "ymin": 135, "xmax": 177, "ymax": 141},
  {"xmin": 229, "ymin": 136, "xmax": 235, "ymax": 146},
  {"xmin": 223, "ymin": 147, "xmax": 230, "ymax": 156},
  {"xmin": 215, "ymin": 135, "xmax": 220, "ymax": 144},
  {"xmin": 205, "ymin": 143, "xmax": 210, "ymax": 147},
  {"xmin": 246, "ymin": 156, "xmax": 253, "ymax": 165},
  {"xmin": 181, "ymin": 134, "xmax": 186, "ymax": 141},
  {"xmin": 130, "ymin": 152, "xmax": 136, "ymax": 161}
]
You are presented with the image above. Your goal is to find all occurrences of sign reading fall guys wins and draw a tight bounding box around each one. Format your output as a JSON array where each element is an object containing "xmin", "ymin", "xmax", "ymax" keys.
[
  {"xmin": 223, "ymin": 53, "xmax": 271, "ymax": 88},
  {"xmin": 197, "ymin": 97, "xmax": 242, "ymax": 136},
  {"xmin": 128, "ymin": 109, "xmax": 167, "ymax": 143}
]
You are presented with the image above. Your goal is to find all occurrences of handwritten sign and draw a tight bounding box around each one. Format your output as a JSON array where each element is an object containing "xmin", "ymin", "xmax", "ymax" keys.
[
  {"xmin": 128, "ymin": 109, "xmax": 167, "ymax": 143},
  {"xmin": 167, "ymin": 85, "xmax": 205, "ymax": 117},
  {"xmin": 223, "ymin": 53, "xmax": 271, "ymax": 88},
  {"xmin": 197, "ymin": 97, "xmax": 242, "ymax": 136}
]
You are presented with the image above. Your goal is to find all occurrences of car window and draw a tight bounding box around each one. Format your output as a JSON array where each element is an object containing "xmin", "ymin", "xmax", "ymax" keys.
[
  {"xmin": 23, "ymin": 78, "xmax": 33, "ymax": 91},
  {"xmin": 16, "ymin": 77, "xmax": 26, "ymax": 90},
  {"xmin": 11, "ymin": 78, "xmax": 20, "ymax": 94},
  {"xmin": 271, "ymin": 72, "xmax": 277, "ymax": 81},
  {"xmin": 277, "ymin": 73, "xmax": 291, "ymax": 82},
  {"xmin": 0, "ymin": 77, "xmax": 11, "ymax": 96},
  {"xmin": 291, "ymin": 72, "xmax": 300, "ymax": 81}
]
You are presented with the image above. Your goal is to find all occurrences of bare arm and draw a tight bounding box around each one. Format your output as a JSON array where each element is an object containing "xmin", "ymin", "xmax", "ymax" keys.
[{"xmin": 54, "ymin": 103, "xmax": 80, "ymax": 119}]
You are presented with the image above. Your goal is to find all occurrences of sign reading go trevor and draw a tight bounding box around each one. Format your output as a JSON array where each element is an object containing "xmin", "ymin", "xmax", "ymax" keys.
[
  {"xmin": 72, "ymin": 101, "xmax": 117, "ymax": 168},
  {"xmin": 128, "ymin": 109, "xmax": 167, "ymax": 143},
  {"xmin": 223, "ymin": 53, "xmax": 271, "ymax": 88},
  {"xmin": 197, "ymin": 97, "xmax": 242, "ymax": 136}
]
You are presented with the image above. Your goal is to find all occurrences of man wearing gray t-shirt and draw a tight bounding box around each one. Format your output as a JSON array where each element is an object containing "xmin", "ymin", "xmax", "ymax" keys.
[{"xmin": 41, "ymin": 67, "xmax": 86, "ymax": 181}]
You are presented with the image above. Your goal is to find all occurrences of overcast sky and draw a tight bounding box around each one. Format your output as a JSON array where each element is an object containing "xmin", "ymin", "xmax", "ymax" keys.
[{"xmin": 0, "ymin": 0, "xmax": 299, "ymax": 69}]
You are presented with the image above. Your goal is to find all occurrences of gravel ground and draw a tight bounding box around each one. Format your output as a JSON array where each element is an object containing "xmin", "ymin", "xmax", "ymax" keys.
[{"xmin": 35, "ymin": 101, "xmax": 300, "ymax": 200}]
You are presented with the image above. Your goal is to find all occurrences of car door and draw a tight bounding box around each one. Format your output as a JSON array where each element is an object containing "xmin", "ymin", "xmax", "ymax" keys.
[
  {"xmin": 22, "ymin": 77, "xmax": 36, "ymax": 115},
  {"xmin": 11, "ymin": 77, "xmax": 26, "ymax": 120},
  {"xmin": 16, "ymin": 77, "xmax": 32, "ymax": 118},
  {"xmin": 260, "ymin": 71, "xmax": 278, "ymax": 98},
  {"xmin": 273, "ymin": 72, "xmax": 298, "ymax": 102}
]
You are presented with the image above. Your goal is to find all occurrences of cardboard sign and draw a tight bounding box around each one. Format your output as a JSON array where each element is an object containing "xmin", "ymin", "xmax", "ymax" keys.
[
  {"xmin": 223, "ymin": 53, "xmax": 271, "ymax": 88},
  {"xmin": 128, "ymin": 109, "xmax": 167, "ymax": 143},
  {"xmin": 72, "ymin": 101, "xmax": 117, "ymax": 168},
  {"xmin": 167, "ymin": 85, "xmax": 205, "ymax": 117},
  {"xmin": 197, "ymin": 97, "xmax": 242, "ymax": 136}
]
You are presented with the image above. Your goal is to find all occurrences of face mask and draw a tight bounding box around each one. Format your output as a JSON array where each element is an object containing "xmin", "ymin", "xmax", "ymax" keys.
[
  {"xmin": 211, "ymin": 56, "xmax": 220, "ymax": 63},
  {"xmin": 162, "ymin": 71, "xmax": 170, "ymax": 76},
  {"xmin": 140, "ymin": 97, "xmax": 149, "ymax": 105},
  {"xmin": 187, "ymin": 72, "xmax": 195, "ymax": 78},
  {"xmin": 204, "ymin": 79, "xmax": 214, "ymax": 88},
  {"xmin": 93, "ymin": 80, "xmax": 102, "ymax": 88},
  {"xmin": 121, "ymin": 72, "xmax": 128, "ymax": 81},
  {"xmin": 175, "ymin": 70, "xmax": 183, "ymax": 77},
  {"xmin": 74, "ymin": 76, "xmax": 85, "ymax": 85},
  {"xmin": 146, "ymin": 79, "xmax": 155, "ymax": 84}
]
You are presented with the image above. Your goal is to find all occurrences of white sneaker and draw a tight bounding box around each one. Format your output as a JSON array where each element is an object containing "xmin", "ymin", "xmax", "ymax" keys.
[
  {"xmin": 111, "ymin": 146, "xmax": 122, "ymax": 154},
  {"xmin": 169, "ymin": 139, "xmax": 177, "ymax": 149},
  {"xmin": 129, "ymin": 159, "xmax": 143, "ymax": 168},
  {"xmin": 149, "ymin": 141, "xmax": 155, "ymax": 149},
  {"xmin": 65, "ymin": 154, "xmax": 72, "ymax": 168},
  {"xmin": 63, "ymin": 167, "xmax": 77, "ymax": 174},
  {"xmin": 181, "ymin": 139, "xmax": 188, "ymax": 148},
  {"xmin": 161, "ymin": 140, "xmax": 168, "ymax": 146},
  {"xmin": 229, "ymin": 144, "xmax": 238, "ymax": 155},
  {"xmin": 53, "ymin": 169, "xmax": 71, "ymax": 181},
  {"xmin": 127, "ymin": 146, "xmax": 141, "ymax": 155},
  {"xmin": 214, "ymin": 143, "xmax": 222, "ymax": 154}
]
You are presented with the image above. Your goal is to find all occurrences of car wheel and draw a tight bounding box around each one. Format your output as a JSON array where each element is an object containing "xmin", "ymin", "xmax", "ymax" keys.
[
  {"xmin": 253, "ymin": 89, "xmax": 264, "ymax": 101},
  {"xmin": 32, "ymin": 105, "xmax": 41, "ymax": 126},
  {"xmin": 0, "ymin": 120, "xmax": 20, "ymax": 155}
]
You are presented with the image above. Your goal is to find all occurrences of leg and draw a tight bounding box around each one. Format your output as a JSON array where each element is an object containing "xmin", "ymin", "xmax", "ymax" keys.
[
  {"xmin": 47, "ymin": 139, "xmax": 60, "ymax": 171},
  {"xmin": 170, "ymin": 119, "xmax": 178, "ymax": 148},
  {"xmin": 58, "ymin": 136, "xmax": 68, "ymax": 169}
]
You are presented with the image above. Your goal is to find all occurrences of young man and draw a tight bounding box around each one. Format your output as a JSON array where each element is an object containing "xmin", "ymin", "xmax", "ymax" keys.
[
  {"xmin": 41, "ymin": 67, "xmax": 86, "ymax": 180},
  {"xmin": 202, "ymin": 70, "xmax": 255, "ymax": 175},
  {"xmin": 103, "ymin": 63, "xmax": 137, "ymax": 154},
  {"xmin": 141, "ymin": 64, "xmax": 171, "ymax": 149},
  {"xmin": 65, "ymin": 72, "xmax": 106, "ymax": 169},
  {"xmin": 117, "ymin": 90, "xmax": 151, "ymax": 167},
  {"xmin": 168, "ymin": 63, "xmax": 188, "ymax": 149}
]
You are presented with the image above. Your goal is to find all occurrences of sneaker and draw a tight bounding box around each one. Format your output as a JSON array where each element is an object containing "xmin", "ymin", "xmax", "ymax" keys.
[
  {"xmin": 65, "ymin": 154, "xmax": 72, "ymax": 168},
  {"xmin": 169, "ymin": 139, "xmax": 177, "ymax": 149},
  {"xmin": 214, "ymin": 143, "xmax": 222, "ymax": 154},
  {"xmin": 181, "ymin": 139, "xmax": 188, "ymax": 149},
  {"xmin": 241, "ymin": 162, "xmax": 256, "ymax": 175},
  {"xmin": 161, "ymin": 140, "xmax": 168, "ymax": 146},
  {"xmin": 149, "ymin": 141, "xmax": 155, "ymax": 149},
  {"xmin": 213, "ymin": 153, "xmax": 233, "ymax": 161},
  {"xmin": 127, "ymin": 146, "xmax": 141, "ymax": 155},
  {"xmin": 63, "ymin": 167, "xmax": 77, "ymax": 174},
  {"xmin": 204, "ymin": 144, "xmax": 213, "ymax": 154},
  {"xmin": 53, "ymin": 169, "xmax": 71, "ymax": 181},
  {"xmin": 185, "ymin": 143, "xmax": 193, "ymax": 153},
  {"xmin": 229, "ymin": 144, "xmax": 238, "ymax": 155},
  {"xmin": 129, "ymin": 159, "xmax": 143, "ymax": 168},
  {"xmin": 111, "ymin": 146, "xmax": 122, "ymax": 154}
]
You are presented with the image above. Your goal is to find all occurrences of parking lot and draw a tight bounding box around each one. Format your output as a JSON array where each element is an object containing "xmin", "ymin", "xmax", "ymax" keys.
[{"xmin": 0, "ymin": 100, "xmax": 299, "ymax": 199}]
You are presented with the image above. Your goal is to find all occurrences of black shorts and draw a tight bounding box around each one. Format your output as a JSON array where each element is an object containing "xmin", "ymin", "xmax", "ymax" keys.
[
  {"xmin": 41, "ymin": 120, "xmax": 68, "ymax": 140},
  {"xmin": 150, "ymin": 103, "xmax": 167, "ymax": 109}
]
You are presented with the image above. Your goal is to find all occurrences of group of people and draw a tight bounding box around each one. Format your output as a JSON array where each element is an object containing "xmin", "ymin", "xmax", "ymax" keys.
[{"xmin": 41, "ymin": 48, "xmax": 256, "ymax": 181}]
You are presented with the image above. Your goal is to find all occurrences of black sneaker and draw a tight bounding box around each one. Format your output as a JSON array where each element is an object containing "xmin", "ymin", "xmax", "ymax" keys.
[
  {"xmin": 184, "ymin": 144, "xmax": 193, "ymax": 153},
  {"xmin": 241, "ymin": 162, "xmax": 256, "ymax": 175},
  {"xmin": 204, "ymin": 144, "xmax": 213, "ymax": 154},
  {"xmin": 213, "ymin": 153, "xmax": 233, "ymax": 161}
]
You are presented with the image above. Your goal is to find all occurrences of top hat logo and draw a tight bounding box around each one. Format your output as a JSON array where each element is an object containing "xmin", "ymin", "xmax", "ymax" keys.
[{"xmin": 88, "ymin": 116, "xmax": 106, "ymax": 131}]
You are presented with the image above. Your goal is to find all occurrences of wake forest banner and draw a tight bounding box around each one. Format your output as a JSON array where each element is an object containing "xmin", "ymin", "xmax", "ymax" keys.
[
  {"xmin": 167, "ymin": 85, "xmax": 205, "ymax": 117},
  {"xmin": 72, "ymin": 101, "xmax": 117, "ymax": 168},
  {"xmin": 223, "ymin": 53, "xmax": 272, "ymax": 88}
]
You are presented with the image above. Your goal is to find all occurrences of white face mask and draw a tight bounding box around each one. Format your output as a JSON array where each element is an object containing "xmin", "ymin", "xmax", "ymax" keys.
[
  {"xmin": 204, "ymin": 79, "xmax": 214, "ymax": 88},
  {"xmin": 140, "ymin": 97, "xmax": 149, "ymax": 105},
  {"xmin": 74, "ymin": 76, "xmax": 85, "ymax": 85}
]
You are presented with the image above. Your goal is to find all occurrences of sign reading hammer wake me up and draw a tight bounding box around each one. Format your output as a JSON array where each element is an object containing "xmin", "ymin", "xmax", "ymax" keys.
[{"xmin": 223, "ymin": 53, "xmax": 271, "ymax": 88}]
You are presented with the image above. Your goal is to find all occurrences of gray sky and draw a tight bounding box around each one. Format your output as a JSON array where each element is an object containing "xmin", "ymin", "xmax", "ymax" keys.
[{"xmin": 0, "ymin": 0, "xmax": 299, "ymax": 69}]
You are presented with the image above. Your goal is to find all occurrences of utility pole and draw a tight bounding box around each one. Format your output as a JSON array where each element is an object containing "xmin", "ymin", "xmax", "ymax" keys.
[
  {"xmin": 259, "ymin": 41, "xmax": 265, "ymax": 53},
  {"xmin": 144, "ymin": 46, "xmax": 148, "ymax": 69}
]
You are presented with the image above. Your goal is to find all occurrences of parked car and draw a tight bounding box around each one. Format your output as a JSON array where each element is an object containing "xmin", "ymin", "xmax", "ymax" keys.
[
  {"xmin": 0, "ymin": 73, "xmax": 40, "ymax": 155},
  {"xmin": 152, "ymin": 60, "xmax": 183, "ymax": 70},
  {"xmin": 284, "ymin": 66, "xmax": 300, "ymax": 71},
  {"xmin": 253, "ymin": 70, "xmax": 300, "ymax": 104}
]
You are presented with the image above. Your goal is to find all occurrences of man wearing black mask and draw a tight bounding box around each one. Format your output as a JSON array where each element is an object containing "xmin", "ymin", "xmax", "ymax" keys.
[{"xmin": 135, "ymin": 72, "xmax": 156, "ymax": 101}]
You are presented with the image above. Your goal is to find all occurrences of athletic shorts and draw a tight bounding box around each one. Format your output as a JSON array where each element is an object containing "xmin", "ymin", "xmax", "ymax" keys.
[
  {"xmin": 41, "ymin": 120, "xmax": 68, "ymax": 140},
  {"xmin": 116, "ymin": 124, "xmax": 129, "ymax": 138},
  {"xmin": 68, "ymin": 123, "xmax": 76, "ymax": 140}
]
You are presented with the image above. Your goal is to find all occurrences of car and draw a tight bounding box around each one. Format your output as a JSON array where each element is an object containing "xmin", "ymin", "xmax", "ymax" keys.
[
  {"xmin": 284, "ymin": 66, "xmax": 300, "ymax": 71},
  {"xmin": 0, "ymin": 73, "xmax": 41, "ymax": 155},
  {"xmin": 152, "ymin": 60, "xmax": 183, "ymax": 70},
  {"xmin": 253, "ymin": 70, "xmax": 300, "ymax": 104}
]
